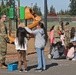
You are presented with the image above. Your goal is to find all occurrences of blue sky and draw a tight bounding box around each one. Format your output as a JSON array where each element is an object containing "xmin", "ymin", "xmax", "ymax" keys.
[{"xmin": 16, "ymin": 0, "xmax": 70, "ymax": 14}]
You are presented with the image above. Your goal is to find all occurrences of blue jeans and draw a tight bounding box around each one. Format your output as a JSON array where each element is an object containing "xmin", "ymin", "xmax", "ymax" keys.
[{"xmin": 36, "ymin": 48, "xmax": 46, "ymax": 70}]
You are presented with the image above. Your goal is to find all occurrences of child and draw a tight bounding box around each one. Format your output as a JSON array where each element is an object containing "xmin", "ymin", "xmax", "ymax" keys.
[
  {"xmin": 25, "ymin": 22, "xmax": 47, "ymax": 72},
  {"xmin": 14, "ymin": 27, "xmax": 28, "ymax": 72},
  {"xmin": 67, "ymin": 43, "xmax": 76, "ymax": 60},
  {"xmin": 60, "ymin": 33, "xmax": 65, "ymax": 46},
  {"xmin": 48, "ymin": 26, "xmax": 54, "ymax": 59}
]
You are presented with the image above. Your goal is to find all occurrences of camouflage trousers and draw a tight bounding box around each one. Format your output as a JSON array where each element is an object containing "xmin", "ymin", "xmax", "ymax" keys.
[
  {"xmin": 0, "ymin": 49, "xmax": 6, "ymax": 63},
  {"xmin": 65, "ymin": 36, "xmax": 70, "ymax": 47},
  {"xmin": 0, "ymin": 37, "xmax": 7, "ymax": 63}
]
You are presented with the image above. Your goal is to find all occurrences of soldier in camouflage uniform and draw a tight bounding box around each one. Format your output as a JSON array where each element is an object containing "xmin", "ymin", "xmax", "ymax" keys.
[
  {"xmin": 64, "ymin": 22, "xmax": 70, "ymax": 47},
  {"xmin": 54, "ymin": 21, "xmax": 64, "ymax": 44},
  {"xmin": 0, "ymin": 14, "xmax": 8, "ymax": 69}
]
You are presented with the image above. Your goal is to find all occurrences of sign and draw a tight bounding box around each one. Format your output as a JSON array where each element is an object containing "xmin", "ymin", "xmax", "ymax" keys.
[
  {"xmin": 8, "ymin": 7, "xmax": 14, "ymax": 18},
  {"xmin": 20, "ymin": 6, "xmax": 25, "ymax": 20}
]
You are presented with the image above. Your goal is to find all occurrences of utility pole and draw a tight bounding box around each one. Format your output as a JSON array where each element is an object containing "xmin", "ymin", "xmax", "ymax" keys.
[
  {"xmin": 17, "ymin": 0, "xmax": 20, "ymax": 24},
  {"xmin": 44, "ymin": 0, "xmax": 47, "ymax": 31},
  {"xmin": 8, "ymin": 0, "xmax": 15, "ymax": 36}
]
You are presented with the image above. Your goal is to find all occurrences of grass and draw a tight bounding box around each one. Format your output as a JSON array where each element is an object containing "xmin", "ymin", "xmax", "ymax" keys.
[
  {"xmin": 5, "ymin": 21, "xmax": 76, "ymax": 32},
  {"xmin": 47, "ymin": 21, "xmax": 76, "ymax": 31}
]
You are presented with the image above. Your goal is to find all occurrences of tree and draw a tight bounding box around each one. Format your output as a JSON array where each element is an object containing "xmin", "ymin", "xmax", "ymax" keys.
[
  {"xmin": 48, "ymin": 5, "xmax": 57, "ymax": 16},
  {"xmin": 38, "ymin": 8, "xmax": 42, "ymax": 16},
  {"xmin": 47, "ymin": 6, "xmax": 49, "ymax": 15},
  {"xmin": 7, "ymin": 0, "xmax": 15, "ymax": 7},
  {"xmin": 0, "ymin": 0, "xmax": 15, "ymax": 15},
  {"xmin": 69, "ymin": 0, "xmax": 76, "ymax": 15},
  {"xmin": 33, "ymin": 3, "xmax": 42, "ymax": 16},
  {"xmin": 59, "ymin": 9, "xmax": 65, "ymax": 15},
  {"xmin": 0, "ymin": 0, "xmax": 6, "ymax": 15},
  {"xmin": 64, "ymin": 10, "xmax": 70, "ymax": 15},
  {"xmin": 50, "ymin": 5, "xmax": 56, "ymax": 13},
  {"xmin": 1, "ymin": 0, "xmax": 4, "ymax": 9}
]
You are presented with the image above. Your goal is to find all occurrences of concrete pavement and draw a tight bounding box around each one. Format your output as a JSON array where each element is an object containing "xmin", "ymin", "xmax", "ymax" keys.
[{"xmin": 0, "ymin": 51, "xmax": 76, "ymax": 75}]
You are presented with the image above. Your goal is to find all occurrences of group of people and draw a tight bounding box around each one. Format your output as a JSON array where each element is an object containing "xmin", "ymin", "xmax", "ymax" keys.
[
  {"xmin": 15, "ymin": 22, "xmax": 48, "ymax": 72},
  {"xmin": 0, "ymin": 14, "xmax": 48, "ymax": 72},
  {"xmin": 0, "ymin": 14, "xmax": 76, "ymax": 73},
  {"xmin": 48, "ymin": 21, "xmax": 76, "ymax": 60}
]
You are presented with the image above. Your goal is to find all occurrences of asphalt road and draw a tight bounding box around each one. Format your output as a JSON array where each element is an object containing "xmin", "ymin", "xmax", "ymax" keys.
[{"xmin": 0, "ymin": 52, "xmax": 76, "ymax": 75}]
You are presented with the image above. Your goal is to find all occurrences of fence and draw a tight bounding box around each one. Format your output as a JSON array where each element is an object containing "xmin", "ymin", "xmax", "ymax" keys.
[
  {"xmin": 5, "ymin": 16, "xmax": 76, "ymax": 33},
  {"xmin": 47, "ymin": 16, "xmax": 76, "ymax": 22},
  {"xmin": 46, "ymin": 16, "xmax": 76, "ymax": 31}
]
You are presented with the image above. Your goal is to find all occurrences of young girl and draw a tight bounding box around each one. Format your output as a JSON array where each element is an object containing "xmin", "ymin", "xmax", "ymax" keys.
[
  {"xmin": 48, "ymin": 26, "xmax": 54, "ymax": 59},
  {"xmin": 14, "ymin": 27, "xmax": 28, "ymax": 72},
  {"xmin": 67, "ymin": 43, "xmax": 76, "ymax": 60},
  {"xmin": 25, "ymin": 22, "xmax": 48, "ymax": 72}
]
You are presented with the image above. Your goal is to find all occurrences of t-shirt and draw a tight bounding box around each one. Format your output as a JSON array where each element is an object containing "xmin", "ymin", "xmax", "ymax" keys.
[
  {"xmin": 49, "ymin": 30, "xmax": 54, "ymax": 44},
  {"xmin": 14, "ymin": 37, "xmax": 28, "ymax": 50}
]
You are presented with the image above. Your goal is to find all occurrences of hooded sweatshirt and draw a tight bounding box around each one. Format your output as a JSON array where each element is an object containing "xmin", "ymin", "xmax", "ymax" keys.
[{"xmin": 25, "ymin": 27, "xmax": 46, "ymax": 49}]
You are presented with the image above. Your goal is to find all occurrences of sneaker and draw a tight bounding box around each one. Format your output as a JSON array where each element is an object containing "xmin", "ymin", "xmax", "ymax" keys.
[
  {"xmin": 67, "ymin": 57, "xmax": 72, "ymax": 60},
  {"xmin": 48, "ymin": 54, "xmax": 51, "ymax": 59},
  {"xmin": 35, "ymin": 69, "xmax": 42, "ymax": 72},
  {"xmin": 42, "ymin": 69, "xmax": 46, "ymax": 71},
  {"xmin": 24, "ymin": 69, "xmax": 28, "ymax": 72},
  {"xmin": 72, "ymin": 58, "xmax": 76, "ymax": 61},
  {"xmin": 19, "ymin": 69, "xmax": 23, "ymax": 72}
]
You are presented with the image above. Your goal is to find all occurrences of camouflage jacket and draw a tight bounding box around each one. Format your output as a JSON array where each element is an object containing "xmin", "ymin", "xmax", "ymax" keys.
[
  {"xmin": 64, "ymin": 25, "xmax": 70, "ymax": 37},
  {"xmin": 0, "ymin": 21, "xmax": 8, "ymax": 41},
  {"xmin": 54, "ymin": 24, "xmax": 63, "ymax": 38}
]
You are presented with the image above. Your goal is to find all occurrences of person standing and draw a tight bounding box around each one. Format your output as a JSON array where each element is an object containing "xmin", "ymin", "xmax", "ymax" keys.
[
  {"xmin": 25, "ymin": 22, "xmax": 48, "ymax": 72},
  {"xmin": 54, "ymin": 21, "xmax": 64, "ymax": 44},
  {"xmin": 64, "ymin": 22, "xmax": 70, "ymax": 47},
  {"xmin": 14, "ymin": 27, "xmax": 28, "ymax": 72},
  {"xmin": 70, "ymin": 27, "xmax": 76, "ymax": 42},
  {"xmin": 0, "ymin": 14, "xmax": 8, "ymax": 69}
]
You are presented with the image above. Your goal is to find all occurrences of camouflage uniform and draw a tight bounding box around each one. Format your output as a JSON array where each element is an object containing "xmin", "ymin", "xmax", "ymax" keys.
[
  {"xmin": 64, "ymin": 25, "xmax": 70, "ymax": 46},
  {"xmin": 54, "ymin": 24, "xmax": 63, "ymax": 43},
  {"xmin": 0, "ymin": 21, "xmax": 8, "ymax": 63}
]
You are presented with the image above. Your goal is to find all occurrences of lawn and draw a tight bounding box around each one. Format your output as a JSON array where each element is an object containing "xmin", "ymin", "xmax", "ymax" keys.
[{"xmin": 47, "ymin": 21, "xmax": 76, "ymax": 31}]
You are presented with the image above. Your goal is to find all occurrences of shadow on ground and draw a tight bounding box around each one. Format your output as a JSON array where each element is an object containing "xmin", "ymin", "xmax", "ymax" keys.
[{"xmin": 27, "ymin": 63, "xmax": 58, "ymax": 71}]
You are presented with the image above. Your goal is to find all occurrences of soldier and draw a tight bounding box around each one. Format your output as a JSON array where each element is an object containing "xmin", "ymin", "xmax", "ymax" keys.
[
  {"xmin": 54, "ymin": 21, "xmax": 64, "ymax": 44},
  {"xmin": 64, "ymin": 22, "xmax": 70, "ymax": 47},
  {"xmin": 0, "ymin": 14, "xmax": 8, "ymax": 69}
]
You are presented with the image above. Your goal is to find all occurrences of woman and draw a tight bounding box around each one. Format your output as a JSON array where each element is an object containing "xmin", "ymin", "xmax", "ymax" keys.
[{"xmin": 25, "ymin": 22, "xmax": 48, "ymax": 72}]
